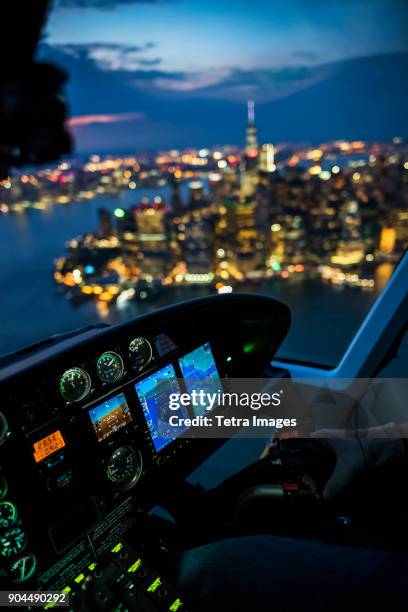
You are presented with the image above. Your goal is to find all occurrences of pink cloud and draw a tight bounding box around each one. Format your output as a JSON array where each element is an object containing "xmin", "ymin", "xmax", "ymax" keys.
[{"xmin": 67, "ymin": 112, "xmax": 144, "ymax": 126}]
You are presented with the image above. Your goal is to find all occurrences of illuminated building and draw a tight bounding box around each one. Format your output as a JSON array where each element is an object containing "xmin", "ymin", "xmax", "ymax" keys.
[
  {"xmin": 240, "ymin": 101, "xmax": 260, "ymax": 200},
  {"xmin": 135, "ymin": 202, "xmax": 169, "ymax": 278},
  {"xmin": 240, "ymin": 163, "xmax": 259, "ymax": 201},
  {"xmin": 246, "ymin": 100, "xmax": 258, "ymax": 155},
  {"xmin": 183, "ymin": 217, "xmax": 214, "ymax": 275},
  {"xmin": 270, "ymin": 168, "xmax": 308, "ymax": 264},
  {"xmin": 306, "ymin": 179, "xmax": 342, "ymax": 263},
  {"xmin": 233, "ymin": 200, "xmax": 264, "ymax": 273},
  {"xmin": 259, "ymin": 144, "xmax": 276, "ymax": 173},
  {"xmin": 219, "ymin": 167, "xmax": 239, "ymax": 198},
  {"xmin": 331, "ymin": 200, "xmax": 364, "ymax": 267}
]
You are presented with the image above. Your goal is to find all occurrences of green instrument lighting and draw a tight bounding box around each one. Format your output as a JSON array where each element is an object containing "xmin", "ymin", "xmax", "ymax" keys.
[
  {"xmin": 114, "ymin": 208, "xmax": 126, "ymax": 218},
  {"xmin": 243, "ymin": 342, "xmax": 256, "ymax": 354},
  {"xmin": 111, "ymin": 542, "xmax": 123, "ymax": 554},
  {"xmin": 74, "ymin": 572, "xmax": 85, "ymax": 584},
  {"xmin": 147, "ymin": 577, "xmax": 162, "ymax": 593},
  {"xmin": 88, "ymin": 563, "xmax": 96, "ymax": 571},
  {"xmin": 169, "ymin": 598, "xmax": 183, "ymax": 611},
  {"xmin": 127, "ymin": 558, "xmax": 142, "ymax": 573}
]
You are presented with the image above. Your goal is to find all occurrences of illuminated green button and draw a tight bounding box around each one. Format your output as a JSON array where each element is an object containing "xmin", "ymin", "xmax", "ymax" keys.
[
  {"xmin": 111, "ymin": 542, "xmax": 123, "ymax": 554},
  {"xmin": 169, "ymin": 598, "xmax": 183, "ymax": 611},
  {"xmin": 147, "ymin": 577, "xmax": 161, "ymax": 593},
  {"xmin": 74, "ymin": 572, "xmax": 85, "ymax": 584},
  {"xmin": 127, "ymin": 558, "xmax": 142, "ymax": 573}
]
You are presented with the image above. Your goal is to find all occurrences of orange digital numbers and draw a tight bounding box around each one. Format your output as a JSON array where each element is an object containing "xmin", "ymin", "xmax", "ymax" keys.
[{"xmin": 33, "ymin": 430, "xmax": 66, "ymax": 463}]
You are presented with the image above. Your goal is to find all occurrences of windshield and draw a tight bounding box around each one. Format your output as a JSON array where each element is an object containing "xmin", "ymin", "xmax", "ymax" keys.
[{"xmin": 0, "ymin": 0, "xmax": 407, "ymax": 366}]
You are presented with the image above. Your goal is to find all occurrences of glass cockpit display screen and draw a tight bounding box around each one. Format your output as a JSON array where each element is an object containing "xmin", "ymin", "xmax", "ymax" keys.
[
  {"xmin": 89, "ymin": 392, "xmax": 133, "ymax": 442},
  {"xmin": 135, "ymin": 364, "xmax": 189, "ymax": 453},
  {"xmin": 179, "ymin": 342, "xmax": 222, "ymax": 416}
]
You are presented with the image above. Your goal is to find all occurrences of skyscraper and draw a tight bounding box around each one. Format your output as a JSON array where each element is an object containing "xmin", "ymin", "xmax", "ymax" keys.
[
  {"xmin": 241, "ymin": 100, "xmax": 260, "ymax": 200},
  {"xmin": 135, "ymin": 201, "xmax": 169, "ymax": 278},
  {"xmin": 246, "ymin": 100, "xmax": 258, "ymax": 154}
]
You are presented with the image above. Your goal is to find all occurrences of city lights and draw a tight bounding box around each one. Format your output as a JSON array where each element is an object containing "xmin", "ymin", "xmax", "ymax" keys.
[{"xmin": 0, "ymin": 103, "xmax": 403, "ymax": 308}]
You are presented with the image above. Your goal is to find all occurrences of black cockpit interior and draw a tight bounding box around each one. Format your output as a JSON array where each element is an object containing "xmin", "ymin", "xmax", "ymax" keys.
[
  {"xmin": 0, "ymin": 293, "xmax": 293, "ymax": 608},
  {"xmin": 1, "ymin": 292, "xmax": 408, "ymax": 611}
]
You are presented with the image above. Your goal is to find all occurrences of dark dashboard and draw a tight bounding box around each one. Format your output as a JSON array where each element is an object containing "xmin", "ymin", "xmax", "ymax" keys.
[{"xmin": 0, "ymin": 293, "xmax": 290, "ymax": 609}]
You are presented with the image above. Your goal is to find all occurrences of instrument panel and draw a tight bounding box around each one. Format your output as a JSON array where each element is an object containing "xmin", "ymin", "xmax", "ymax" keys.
[
  {"xmin": 0, "ymin": 293, "xmax": 291, "ymax": 598},
  {"xmin": 59, "ymin": 336, "xmax": 153, "ymax": 403}
]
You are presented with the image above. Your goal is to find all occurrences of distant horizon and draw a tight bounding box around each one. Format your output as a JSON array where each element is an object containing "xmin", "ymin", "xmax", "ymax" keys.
[{"xmin": 55, "ymin": 133, "xmax": 408, "ymax": 159}]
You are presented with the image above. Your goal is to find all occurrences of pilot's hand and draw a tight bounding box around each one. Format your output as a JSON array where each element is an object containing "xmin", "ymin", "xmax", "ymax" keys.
[{"xmin": 311, "ymin": 423, "xmax": 406, "ymax": 500}]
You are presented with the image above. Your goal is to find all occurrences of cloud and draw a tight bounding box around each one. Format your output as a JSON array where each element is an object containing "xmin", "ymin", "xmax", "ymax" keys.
[
  {"xmin": 67, "ymin": 112, "xmax": 144, "ymax": 126},
  {"xmin": 42, "ymin": 41, "xmax": 331, "ymax": 105},
  {"xmin": 148, "ymin": 65, "xmax": 330, "ymax": 102},
  {"xmin": 55, "ymin": 42, "xmax": 157, "ymax": 71},
  {"xmin": 60, "ymin": 42, "xmax": 152, "ymax": 55}
]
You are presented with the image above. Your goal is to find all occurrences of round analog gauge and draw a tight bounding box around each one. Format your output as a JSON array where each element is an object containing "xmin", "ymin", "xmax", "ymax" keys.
[
  {"xmin": 96, "ymin": 352, "xmax": 124, "ymax": 384},
  {"xmin": 106, "ymin": 446, "xmax": 143, "ymax": 491},
  {"xmin": 10, "ymin": 553, "xmax": 37, "ymax": 584},
  {"xmin": 0, "ymin": 412, "xmax": 8, "ymax": 445},
  {"xmin": 128, "ymin": 337, "xmax": 152, "ymax": 370},
  {"xmin": 0, "ymin": 501, "xmax": 17, "ymax": 529},
  {"xmin": 59, "ymin": 367, "xmax": 91, "ymax": 403},
  {"xmin": 0, "ymin": 527, "xmax": 27, "ymax": 559}
]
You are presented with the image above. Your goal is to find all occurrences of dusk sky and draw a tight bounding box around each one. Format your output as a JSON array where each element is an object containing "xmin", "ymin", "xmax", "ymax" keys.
[{"xmin": 42, "ymin": 0, "xmax": 408, "ymax": 152}]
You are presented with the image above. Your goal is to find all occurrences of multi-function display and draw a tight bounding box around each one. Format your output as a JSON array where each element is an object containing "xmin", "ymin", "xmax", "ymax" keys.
[
  {"xmin": 135, "ymin": 364, "xmax": 189, "ymax": 453},
  {"xmin": 179, "ymin": 342, "xmax": 222, "ymax": 416}
]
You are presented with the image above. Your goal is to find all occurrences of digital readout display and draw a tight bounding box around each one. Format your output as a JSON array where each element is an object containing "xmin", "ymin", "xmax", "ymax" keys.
[{"xmin": 33, "ymin": 430, "xmax": 66, "ymax": 463}]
